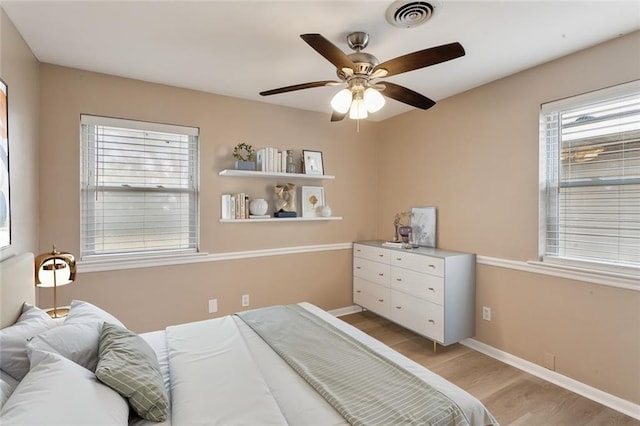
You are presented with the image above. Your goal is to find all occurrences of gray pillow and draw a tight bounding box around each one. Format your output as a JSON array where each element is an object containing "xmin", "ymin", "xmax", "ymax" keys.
[
  {"xmin": 26, "ymin": 300, "xmax": 127, "ymax": 372},
  {"xmin": 95, "ymin": 323, "xmax": 169, "ymax": 422},
  {"xmin": 0, "ymin": 303, "xmax": 57, "ymax": 381},
  {"xmin": 65, "ymin": 300, "xmax": 125, "ymax": 327},
  {"xmin": 0, "ymin": 350, "xmax": 129, "ymax": 425},
  {"xmin": 26, "ymin": 322, "xmax": 102, "ymax": 371}
]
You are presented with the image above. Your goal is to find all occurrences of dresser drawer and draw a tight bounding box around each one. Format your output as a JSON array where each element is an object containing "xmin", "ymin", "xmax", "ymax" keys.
[
  {"xmin": 354, "ymin": 277, "xmax": 390, "ymax": 317},
  {"xmin": 353, "ymin": 243, "xmax": 390, "ymax": 264},
  {"xmin": 390, "ymin": 267, "xmax": 444, "ymax": 305},
  {"xmin": 390, "ymin": 251, "xmax": 444, "ymax": 277},
  {"xmin": 353, "ymin": 257, "xmax": 391, "ymax": 287},
  {"xmin": 390, "ymin": 291, "xmax": 444, "ymax": 342}
]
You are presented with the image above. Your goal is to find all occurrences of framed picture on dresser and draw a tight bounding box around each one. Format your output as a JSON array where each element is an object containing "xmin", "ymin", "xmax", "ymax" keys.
[{"xmin": 411, "ymin": 206, "xmax": 436, "ymax": 247}]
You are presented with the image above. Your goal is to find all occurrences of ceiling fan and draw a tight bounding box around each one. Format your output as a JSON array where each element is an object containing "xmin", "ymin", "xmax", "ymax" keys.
[{"xmin": 259, "ymin": 32, "xmax": 465, "ymax": 121}]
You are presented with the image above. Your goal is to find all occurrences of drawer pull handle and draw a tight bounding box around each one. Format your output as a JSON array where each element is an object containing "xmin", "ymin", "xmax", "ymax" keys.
[
  {"xmin": 396, "ymin": 278, "xmax": 402, "ymax": 282},
  {"xmin": 356, "ymin": 249, "xmax": 361, "ymax": 252},
  {"xmin": 356, "ymin": 290, "xmax": 361, "ymax": 293},
  {"xmin": 428, "ymin": 319, "xmax": 436, "ymax": 324},
  {"xmin": 356, "ymin": 266, "xmax": 361, "ymax": 269},
  {"xmin": 396, "ymin": 257, "xmax": 402, "ymax": 261},
  {"xmin": 378, "ymin": 273, "xmax": 384, "ymax": 276},
  {"xmin": 428, "ymin": 287, "xmax": 435, "ymax": 291},
  {"xmin": 378, "ymin": 254, "xmax": 384, "ymax": 257},
  {"xmin": 378, "ymin": 299, "xmax": 384, "ymax": 302},
  {"xmin": 395, "ymin": 306, "xmax": 402, "ymax": 310},
  {"xmin": 428, "ymin": 264, "xmax": 436, "ymax": 269}
]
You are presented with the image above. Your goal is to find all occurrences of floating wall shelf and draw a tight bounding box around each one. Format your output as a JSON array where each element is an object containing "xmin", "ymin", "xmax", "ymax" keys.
[{"xmin": 219, "ymin": 170, "xmax": 335, "ymax": 180}]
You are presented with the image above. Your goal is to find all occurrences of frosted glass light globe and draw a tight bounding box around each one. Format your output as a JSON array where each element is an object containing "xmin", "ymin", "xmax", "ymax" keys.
[
  {"xmin": 364, "ymin": 88, "xmax": 385, "ymax": 113},
  {"xmin": 330, "ymin": 89, "xmax": 352, "ymax": 113}
]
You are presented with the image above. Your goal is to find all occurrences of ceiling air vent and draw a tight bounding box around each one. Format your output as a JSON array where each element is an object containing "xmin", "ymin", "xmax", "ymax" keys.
[{"xmin": 385, "ymin": 0, "xmax": 440, "ymax": 29}]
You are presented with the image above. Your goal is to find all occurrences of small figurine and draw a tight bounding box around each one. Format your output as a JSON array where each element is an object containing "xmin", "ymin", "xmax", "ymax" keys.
[{"xmin": 274, "ymin": 183, "xmax": 296, "ymax": 212}]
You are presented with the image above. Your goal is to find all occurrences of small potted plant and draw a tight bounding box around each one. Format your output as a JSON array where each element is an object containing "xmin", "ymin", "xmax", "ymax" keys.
[{"xmin": 233, "ymin": 142, "xmax": 256, "ymax": 171}]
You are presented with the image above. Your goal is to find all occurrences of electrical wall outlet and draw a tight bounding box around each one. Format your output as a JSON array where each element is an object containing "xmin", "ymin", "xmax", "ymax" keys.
[
  {"xmin": 482, "ymin": 306, "xmax": 491, "ymax": 321},
  {"xmin": 241, "ymin": 294, "xmax": 250, "ymax": 307},
  {"xmin": 208, "ymin": 298, "xmax": 218, "ymax": 313}
]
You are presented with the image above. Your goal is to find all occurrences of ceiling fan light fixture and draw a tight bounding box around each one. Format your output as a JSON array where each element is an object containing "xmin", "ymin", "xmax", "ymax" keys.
[
  {"xmin": 349, "ymin": 96, "xmax": 368, "ymax": 120},
  {"xmin": 330, "ymin": 88, "xmax": 353, "ymax": 113},
  {"xmin": 364, "ymin": 87, "xmax": 385, "ymax": 113}
]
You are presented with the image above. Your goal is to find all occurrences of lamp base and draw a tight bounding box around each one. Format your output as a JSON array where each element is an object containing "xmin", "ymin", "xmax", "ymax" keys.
[{"xmin": 44, "ymin": 307, "xmax": 70, "ymax": 319}]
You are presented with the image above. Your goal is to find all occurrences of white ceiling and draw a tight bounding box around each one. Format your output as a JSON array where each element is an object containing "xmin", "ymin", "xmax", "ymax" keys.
[{"xmin": 3, "ymin": 0, "xmax": 639, "ymax": 121}]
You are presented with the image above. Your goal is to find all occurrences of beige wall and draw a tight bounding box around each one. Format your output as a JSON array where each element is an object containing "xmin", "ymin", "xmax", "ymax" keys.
[
  {"xmin": 0, "ymin": 9, "xmax": 39, "ymax": 262},
  {"xmin": 376, "ymin": 32, "xmax": 640, "ymax": 404},
  {"xmin": 37, "ymin": 64, "xmax": 380, "ymax": 330},
  {"xmin": 4, "ymin": 4, "xmax": 638, "ymax": 407}
]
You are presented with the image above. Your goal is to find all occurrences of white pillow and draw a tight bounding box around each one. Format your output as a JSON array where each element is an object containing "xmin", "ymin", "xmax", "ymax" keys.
[
  {"xmin": 0, "ymin": 303, "xmax": 57, "ymax": 381},
  {"xmin": 26, "ymin": 322, "xmax": 102, "ymax": 372},
  {"xmin": 64, "ymin": 300, "xmax": 125, "ymax": 327},
  {"xmin": 25, "ymin": 300, "xmax": 125, "ymax": 372},
  {"xmin": 0, "ymin": 351, "xmax": 129, "ymax": 425},
  {"xmin": 0, "ymin": 370, "xmax": 19, "ymax": 409}
]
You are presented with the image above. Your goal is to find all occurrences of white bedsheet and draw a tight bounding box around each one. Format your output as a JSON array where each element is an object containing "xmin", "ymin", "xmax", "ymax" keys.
[{"xmin": 134, "ymin": 303, "xmax": 495, "ymax": 426}]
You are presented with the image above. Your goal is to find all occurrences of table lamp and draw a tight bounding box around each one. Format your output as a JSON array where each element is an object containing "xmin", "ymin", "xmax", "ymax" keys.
[{"xmin": 34, "ymin": 245, "xmax": 76, "ymax": 318}]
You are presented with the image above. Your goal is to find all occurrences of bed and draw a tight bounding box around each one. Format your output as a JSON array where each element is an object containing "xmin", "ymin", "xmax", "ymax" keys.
[{"xmin": 0, "ymin": 252, "xmax": 498, "ymax": 425}]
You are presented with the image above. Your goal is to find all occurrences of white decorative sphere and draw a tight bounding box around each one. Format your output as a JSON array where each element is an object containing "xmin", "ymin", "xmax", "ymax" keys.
[
  {"xmin": 321, "ymin": 205, "xmax": 332, "ymax": 217},
  {"xmin": 249, "ymin": 198, "xmax": 268, "ymax": 216}
]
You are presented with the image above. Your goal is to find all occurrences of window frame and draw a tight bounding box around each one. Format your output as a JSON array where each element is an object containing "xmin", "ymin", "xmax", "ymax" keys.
[
  {"xmin": 538, "ymin": 80, "xmax": 640, "ymax": 279},
  {"xmin": 79, "ymin": 114, "xmax": 201, "ymax": 267}
]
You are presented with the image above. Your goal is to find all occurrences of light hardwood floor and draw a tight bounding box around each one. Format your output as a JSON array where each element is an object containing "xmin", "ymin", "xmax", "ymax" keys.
[{"xmin": 340, "ymin": 310, "xmax": 639, "ymax": 426}]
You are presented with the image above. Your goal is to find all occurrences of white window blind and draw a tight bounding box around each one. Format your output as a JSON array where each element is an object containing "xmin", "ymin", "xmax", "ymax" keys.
[
  {"xmin": 540, "ymin": 81, "xmax": 640, "ymax": 272},
  {"xmin": 80, "ymin": 115, "xmax": 199, "ymax": 258}
]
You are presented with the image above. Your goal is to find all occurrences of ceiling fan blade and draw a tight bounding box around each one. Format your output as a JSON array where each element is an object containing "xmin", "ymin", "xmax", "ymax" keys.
[
  {"xmin": 379, "ymin": 82, "xmax": 436, "ymax": 110},
  {"xmin": 373, "ymin": 42, "xmax": 465, "ymax": 78},
  {"xmin": 300, "ymin": 34, "xmax": 355, "ymax": 72},
  {"xmin": 259, "ymin": 80, "xmax": 340, "ymax": 96},
  {"xmin": 331, "ymin": 110, "xmax": 348, "ymax": 122}
]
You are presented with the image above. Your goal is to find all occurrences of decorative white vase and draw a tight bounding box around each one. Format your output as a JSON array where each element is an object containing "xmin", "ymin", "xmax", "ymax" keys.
[
  {"xmin": 249, "ymin": 198, "xmax": 268, "ymax": 216},
  {"xmin": 321, "ymin": 205, "xmax": 332, "ymax": 217}
]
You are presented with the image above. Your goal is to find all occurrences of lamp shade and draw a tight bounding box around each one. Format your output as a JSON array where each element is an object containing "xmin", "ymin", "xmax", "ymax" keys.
[
  {"xmin": 330, "ymin": 88, "xmax": 352, "ymax": 113},
  {"xmin": 35, "ymin": 247, "xmax": 76, "ymax": 287},
  {"xmin": 364, "ymin": 88, "xmax": 385, "ymax": 113},
  {"xmin": 34, "ymin": 246, "xmax": 76, "ymax": 318}
]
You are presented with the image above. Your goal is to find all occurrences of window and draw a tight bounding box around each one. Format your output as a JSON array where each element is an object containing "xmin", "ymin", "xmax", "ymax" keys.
[
  {"xmin": 539, "ymin": 81, "xmax": 640, "ymax": 274},
  {"xmin": 80, "ymin": 115, "xmax": 199, "ymax": 259}
]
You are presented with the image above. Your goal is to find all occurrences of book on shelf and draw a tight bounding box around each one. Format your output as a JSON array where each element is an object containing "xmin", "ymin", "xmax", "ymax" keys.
[
  {"xmin": 274, "ymin": 211, "xmax": 297, "ymax": 218},
  {"xmin": 255, "ymin": 147, "xmax": 293, "ymax": 173},
  {"xmin": 222, "ymin": 193, "xmax": 252, "ymax": 219},
  {"xmin": 382, "ymin": 241, "xmax": 404, "ymax": 248}
]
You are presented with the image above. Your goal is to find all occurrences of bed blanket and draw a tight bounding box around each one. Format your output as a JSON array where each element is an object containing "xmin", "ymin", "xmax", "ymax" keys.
[
  {"xmin": 237, "ymin": 304, "xmax": 471, "ymax": 426},
  {"xmin": 166, "ymin": 316, "xmax": 288, "ymax": 425}
]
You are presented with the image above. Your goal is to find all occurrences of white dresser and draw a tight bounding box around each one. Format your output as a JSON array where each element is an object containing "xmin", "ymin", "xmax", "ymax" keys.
[{"xmin": 353, "ymin": 241, "xmax": 476, "ymax": 346}]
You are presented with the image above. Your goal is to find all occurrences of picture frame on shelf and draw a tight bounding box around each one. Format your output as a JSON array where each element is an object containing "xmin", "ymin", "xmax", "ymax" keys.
[
  {"xmin": 301, "ymin": 186, "xmax": 324, "ymax": 217},
  {"xmin": 410, "ymin": 206, "xmax": 436, "ymax": 247},
  {"xmin": 302, "ymin": 150, "xmax": 324, "ymax": 175}
]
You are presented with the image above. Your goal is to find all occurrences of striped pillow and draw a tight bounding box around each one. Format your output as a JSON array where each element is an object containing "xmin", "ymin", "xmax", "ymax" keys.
[{"xmin": 95, "ymin": 323, "xmax": 169, "ymax": 422}]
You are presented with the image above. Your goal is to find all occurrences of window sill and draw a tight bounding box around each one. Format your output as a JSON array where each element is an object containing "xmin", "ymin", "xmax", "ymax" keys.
[
  {"xmin": 476, "ymin": 255, "xmax": 639, "ymax": 291},
  {"xmin": 78, "ymin": 251, "xmax": 210, "ymax": 273}
]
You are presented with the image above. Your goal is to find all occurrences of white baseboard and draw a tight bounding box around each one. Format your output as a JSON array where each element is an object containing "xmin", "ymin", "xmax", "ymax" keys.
[
  {"xmin": 329, "ymin": 307, "xmax": 639, "ymax": 419},
  {"xmin": 460, "ymin": 338, "xmax": 640, "ymax": 420}
]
